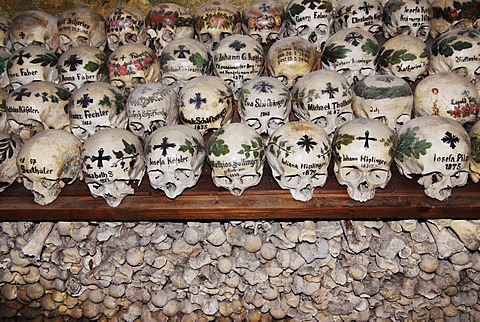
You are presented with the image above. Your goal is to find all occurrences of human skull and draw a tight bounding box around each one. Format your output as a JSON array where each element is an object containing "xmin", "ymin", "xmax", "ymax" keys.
[
  {"xmin": 69, "ymin": 82, "xmax": 127, "ymax": 142},
  {"xmin": 145, "ymin": 125, "xmax": 205, "ymax": 198},
  {"xmin": 352, "ymin": 75, "xmax": 413, "ymax": 132},
  {"xmin": 17, "ymin": 129, "xmax": 82, "ymax": 205},
  {"xmin": 207, "ymin": 122, "xmax": 265, "ymax": 196},
  {"xmin": 57, "ymin": 7, "xmax": 107, "ymax": 53},
  {"xmin": 57, "ymin": 46, "xmax": 108, "ymax": 92},
  {"xmin": 7, "ymin": 11, "xmax": 59, "ymax": 52},
  {"xmin": 321, "ymin": 27, "xmax": 379, "ymax": 85},
  {"xmin": 0, "ymin": 88, "xmax": 9, "ymax": 132},
  {"xmin": 267, "ymin": 121, "xmax": 331, "ymax": 201},
  {"xmin": 0, "ymin": 49, "xmax": 11, "ymax": 89},
  {"xmin": 126, "ymin": 83, "xmax": 179, "ymax": 141},
  {"xmin": 430, "ymin": 0, "xmax": 480, "ymax": 38},
  {"xmin": 159, "ymin": 38, "xmax": 212, "ymax": 89},
  {"xmin": 195, "ymin": 0, "xmax": 242, "ymax": 50},
  {"xmin": 334, "ymin": 0, "xmax": 383, "ymax": 34},
  {"xmin": 332, "ymin": 117, "xmax": 394, "ymax": 202},
  {"xmin": 145, "ymin": 3, "xmax": 195, "ymax": 56},
  {"xmin": 238, "ymin": 76, "xmax": 291, "ymax": 142},
  {"xmin": 108, "ymin": 43, "xmax": 161, "ymax": 96},
  {"xmin": 414, "ymin": 72, "xmax": 480, "ymax": 125},
  {"xmin": 213, "ymin": 34, "xmax": 265, "ymax": 98},
  {"xmin": 105, "ymin": 6, "xmax": 147, "ymax": 52},
  {"xmin": 377, "ymin": 34, "xmax": 430, "ymax": 83},
  {"xmin": 242, "ymin": 0, "xmax": 286, "ymax": 46},
  {"xmin": 6, "ymin": 81, "xmax": 71, "ymax": 142},
  {"xmin": 468, "ymin": 121, "xmax": 480, "ymax": 182},
  {"xmin": 0, "ymin": 16, "xmax": 10, "ymax": 51},
  {"xmin": 267, "ymin": 36, "xmax": 317, "ymax": 89},
  {"xmin": 382, "ymin": 0, "xmax": 432, "ymax": 41},
  {"xmin": 429, "ymin": 28, "xmax": 480, "ymax": 83},
  {"xmin": 292, "ymin": 69, "xmax": 353, "ymax": 139},
  {"xmin": 7, "ymin": 45, "xmax": 59, "ymax": 91},
  {"xmin": 81, "ymin": 128, "xmax": 145, "ymax": 207},
  {"xmin": 178, "ymin": 75, "xmax": 234, "ymax": 135},
  {"xmin": 395, "ymin": 115, "xmax": 470, "ymax": 201},
  {"xmin": 286, "ymin": 0, "xmax": 334, "ymax": 51},
  {"xmin": 0, "ymin": 131, "xmax": 21, "ymax": 193}
]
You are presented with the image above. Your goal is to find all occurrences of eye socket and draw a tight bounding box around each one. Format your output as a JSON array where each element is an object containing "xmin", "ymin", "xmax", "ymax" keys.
[
  {"xmin": 296, "ymin": 25, "xmax": 310, "ymax": 36},
  {"xmin": 22, "ymin": 177, "xmax": 33, "ymax": 190},
  {"xmin": 359, "ymin": 67, "xmax": 374, "ymax": 76},
  {"xmin": 275, "ymin": 75, "xmax": 288, "ymax": 87},
  {"xmin": 336, "ymin": 112, "xmax": 353, "ymax": 126},
  {"xmin": 129, "ymin": 121, "xmax": 145, "ymax": 133},
  {"xmin": 373, "ymin": 115, "xmax": 387, "ymax": 125},
  {"xmin": 175, "ymin": 168, "xmax": 193, "ymax": 183},
  {"xmin": 124, "ymin": 33, "xmax": 138, "ymax": 43},
  {"xmin": 267, "ymin": 117, "xmax": 285, "ymax": 130},
  {"xmin": 341, "ymin": 166, "xmax": 361, "ymax": 180},
  {"xmin": 398, "ymin": 25, "xmax": 412, "ymax": 35},
  {"xmin": 315, "ymin": 24, "xmax": 329, "ymax": 36},
  {"xmin": 282, "ymin": 174, "xmax": 301, "ymax": 187},
  {"xmin": 396, "ymin": 114, "xmax": 411, "ymax": 127},
  {"xmin": 451, "ymin": 171, "xmax": 468, "ymax": 185},
  {"xmin": 41, "ymin": 178, "xmax": 57, "ymax": 189},
  {"xmin": 220, "ymin": 32, "xmax": 233, "ymax": 41},
  {"xmin": 199, "ymin": 33, "xmax": 213, "ymax": 44},
  {"xmin": 216, "ymin": 176, "xmax": 233, "ymax": 186},
  {"xmin": 312, "ymin": 116, "xmax": 329, "ymax": 128},
  {"xmin": 161, "ymin": 77, "xmax": 177, "ymax": 86},
  {"xmin": 452, "ymin": 67, "xmax": 469, "ymax": 78},
  {"xmin": 148, "ymin": 170, "xmax": 165, "ymax": 183},
  {"xmin": 367, "ymin": 169, "xmax": 389, "ymax": 184},
  {"xmin": 245, "ymin": 118, "xmax": 261, "ymax": 130},
  {"xmin": 417, "ymin": 26, "xmax": 430, "ymax": 39},
  {"xmin": 311, "ymin": 172, "xmax": 325, "ymax": 185},
  {"xmin": 75, "ymin": 36, "xmax": 90, "ymax": 46},
  {"xmin": 88, "ymin": 182, "xmax": 102, "ymax": 192},
  {"xmin": 161, "ymin": 30, "xmax": 175, "ymax": 43}
]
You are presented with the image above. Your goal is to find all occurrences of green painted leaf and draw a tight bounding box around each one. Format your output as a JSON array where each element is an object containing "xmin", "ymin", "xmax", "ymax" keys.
[
  {"xmin": 331, "ymin": 133, "xmax": 355, "ymax": 162},
  {"xmin": 84, "ymin": 61, "xmax": 100, "ymax": 72},
  {"xmin": 361, "ymin": 39, "xmax": 379, "ymax": 56},
  {"xmin": 395, "ymin": 126, "xmax": 432, "ymax": 162},
  {"xmin": 321, "ymin": 43, "xmax": 351, "ymax": 66}
]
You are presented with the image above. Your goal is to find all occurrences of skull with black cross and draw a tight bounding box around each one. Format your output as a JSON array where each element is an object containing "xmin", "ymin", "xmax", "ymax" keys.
[
  {"xmin": 242, "ymin": 0, "xmax": 286, "ymax": 47},
  {"xmin": 395, "ymin": 115, "xmax": 471, "ymax": 201},
  {"xmin": 382, "ymin": 0, "xmax": 432, "ymax": 41},
  {"xmin": 267, "ymin": 121, "xmax": 331, "ymax": 201},
  {"xmin": 0, "ymin": 131, "xmax": 21, "ymax": 193},
  {"xmin": 81, "ymin": 128, "xmax": 145, "ymax": 207},
  {"xmin": 333, "ymin": 0, "xmax": 383, "ymax": 34},
  {"xmin": 332, "ymin": 118, "xmax": 395, "ymax": 202},
  {"xmin": 145, "ymin": 125, "xmax": 206, "ymax": 198},
  {"xmin": 430, "ymin": 0, "xmax": 480, "ymax": 38},
  {"xmin": 105, "ymin": 5, "xmax": 147, "ymax": 52}
]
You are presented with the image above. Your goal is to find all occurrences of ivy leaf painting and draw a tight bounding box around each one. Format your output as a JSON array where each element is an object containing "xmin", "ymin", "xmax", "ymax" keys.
[
  {"xmin": 331, "ymin": 133, "xmax": 355, "ymax": 162},
  {"xmin": 207, "ymin": 128, "xmax": 230, "ymax": 157},
  {"xmin": 383, "ymin": 0, "xmax": 405, "ymax": 26},
  {"xmin": 84, "ymin": 61, "xmax": 100, "ymax": 73},
  {"xmin": 321, "ymin": 43, "xmax": 351, "ymax": 67},
  {"xmin": 113, "ymin": 149, "xmax": 124, "ymax": 159},
  {"xmin": 377, "ymin": 48, "xmax": 416, "ymax": 68},
  {"xmin": 179, "ymin": 137, "xmax": 205, "ymax": 156},
  {"xmin": 319, "ymin": 1, "xmax": 333, "ymax": 12},
  {"xmin": 419, "ymin": 46, "xmax": 430, "ymax": 59},
  {"xmin": 31, "ymin": 53, "xmax": 58, "ymax": 67},
  {"xmin": 431, "ymin": 35, "xmax": 472, "ymax": 57},
  {"xmin": 56, "ymin": 87, "xmax": 71, "ymax": 101},
  {"xmin": 238, "ymin": 137, "xmax": 264, "ymax": 159},
  {"xmin": 268, "ymin": 135, "xmax": 294, "ymax": 158},
  {"xmin": 0, "ymin": 136, "xmax": 16, "ymax": 163},
  {"xmin": 189, "ymin": 52, "xmax": 211, "ymax": 74},
  {"xmin": 287, "ymin": 3, "xmax": 306, "ymax": 22},
  {"xmin": 395, "ymin": 126, "xmax": 432, "ymax": 162},
  {"xmin": 122, "ymin": 139, "xmax": 137, "ymax": 155},
  {"xmin": 361, "ymin": 39, "xmax": 379, "ymax": 56}
]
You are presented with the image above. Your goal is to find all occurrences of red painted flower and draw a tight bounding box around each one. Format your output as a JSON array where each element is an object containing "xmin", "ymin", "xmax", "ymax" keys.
[
  {"xmin": 108, "ymin": 64, "xmax": 115, "ymax": 73},
  {"xmin": 164, "ymin": 15, "xmax": 176, "ymax": 26},
  {"xmin": 475, "ymin": 105, "xmax": 480, "ymax": 113},
  {"xmin": 133, "ymin": 60, "xmax": 142, "ymax": 71},
  {"xmin": 453, "ymin": 109, "xmax": 461, "ymax": 116},
  {"xmin": 143, "ymin": 57, "xmax": 151, "ymax": 66},
  {"xmin": 464, "ymin": 106, "xmax": 471, "ymax": 115},
  {"xmin": 449, "ymin": 9, "xmax": 459, "ymax": 19},
  {"xmin": 432, "ymin": 88, "xmax": 439, "ymax": 95},
  {"xmin": 118, "ymin": 65, "xmax": 128, "ymax": 75}
]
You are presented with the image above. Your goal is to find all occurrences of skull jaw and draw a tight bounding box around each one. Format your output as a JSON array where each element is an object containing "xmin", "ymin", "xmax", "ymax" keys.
[
  {"xmin": 289, "ymin": 185, "xmax": 314, "ymax": 202},
  {"xmin": 89, "ymin": 183, "xmax": 135, "ymax": 208},
  {"xmin": 28, "ymin": 182, "xmax": 64, "ymax": 206},
  {"xmin": 345, "ymin": 183, "xmax": 376, "ymax": 203}
]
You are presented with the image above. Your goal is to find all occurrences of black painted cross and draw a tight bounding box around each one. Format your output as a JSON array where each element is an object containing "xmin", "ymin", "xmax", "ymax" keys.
[
  {"xmin": 321, "ymin": 82, "xmax": 339, "ymax": 99},
  {"xmin": 174, "ymin": 45, "xmax": 190, "ymax": 58},
  {"xmin": 189, "ymin": 93, "xmax": 207, "ymax": 109},
  {"xmin": 13, "ymin": 88, "xmax": 32, "ymax": 101},
  {"xmin": 14, "ymin": 50, "xmax": 31, "ymax": 66},
  {"xmin": 153, "ymin": 137, "xmax": 176, "ymax": 157},
  {"xmin": 18, "ymin": 31, "xmax": 26, "ymax": 39},
  {"xmin": 77, "ymin": 94, "xmax": 94, "ymax": 108},
  {"xmin": 356, "ymin": 130, "xmax": 377, "ymax": 148},
  {"xmin": 91, "ymin": 148, "xmax": 112, "ymax": 168},
  {"xmin": 359, "ymin": 1, "xmax": 374, "ymax": 15}
]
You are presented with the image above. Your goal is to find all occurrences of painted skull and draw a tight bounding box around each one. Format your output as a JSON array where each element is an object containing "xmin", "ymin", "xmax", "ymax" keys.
[
  {"xmin": 17, "ymin": 129, "xmax": 82, "ymax": 205},
  {"xmin": 105, "ymin": 6, "xmax": 147, "ymax": 51},
  {"xmin": 159, "ymin": 38, "xmax": 212, "ymax": 89},
  {"xmin": 6, "ymin": 81, "xmax": 71, "ymax": 142},
  {"xmin": 145, "ymin": 125, "xmax": 205, "ymax": 198},
  {"xmin": 334, "ymin": 0, "xmax": 383, "ymax": 34},
  {"xmin": 0, "ymin": 131, "xmax": 21, "ymax": 193},
  {"xmin": 414, "ymin": 72, "xmax": 480, "ymax": 125},
  {"xmin": 69, "ymin": 82, "xmax": 127, "ymax": 142},
  {"xmin": 207, "ymin": 122, "xmax": 265, "ymax": 196},
  {"xmin": 292, "ymin": 69, "xmax": 353, "ymax": 139},
  {"xmin": 7, "ymin": 11, "xmax": 59, "ymax": 52},
  {"xmin": 242, "ymin": 0, "xmax": 286, "ymax": 46},
  {"xmin": 126, "ymin": 83, "xmax": 179, "ymax": 141},
  {"xmin": 286, "ymin": 0, "xmax": 334, "ymax": 51},
  {"xmin": 468, "ymin": 121, "xmax": 480, "ymax": 183},
  {"xmin": 7, "ymin": 45, "xmax": 59, "ymax": 91},
  {"xmin": 321, "ymin": 27, "xmax": 379, "ymax": 85},
  {"xmin": 145, "ymin": 3, "xmax": 195, "ymax": 56},
  {"xmin": 0, "ymin": 49, "xmax": 8, "ymax": 90},
  {"xmin": 267, "ymin": 36, "xmax": 317, "ymax": 89},
  {"xmin": 382, "ymin": 0, "xmax": 432, "ymax": 41},
  {"xmin": 57, "ymin": 7, "xmax": 107, "ymax": 53},
  {"xmin": 195, "ymin": 0, "xmax": 242, "ymax": 50},
  {"xmin": 81, "ymin": 128, "xmax": 145, "ymax": 207},
  {"xmin": 332, "ymin": 118, "xmax": 394, "ymax": 202},
  {"xmin": 429, "ymin": 28, "xmax": 480, "ymax": 83},
  {"xmin": 430, "ymin": 0, "xmax": 480, "ymax": 38},
  {"xmin": 238, "ymin": 76, "xmax": 291, "ymax": 142},
  {"xmin": 0, "ymin": 16, "xmax": 10, "ymax": 51},
  {"xmin": 178, "ymin": 75, "xmax": 234, "ymax": 135},
  {"xmin": 352, "ymin": 75, "xmax": 413, "ymax": 132},
  {"xmin": 108, "ymin": 43, "xmax": 161, "ymax": 96},
  {"xmin": 395, "ymin": 115, "xmax": 471, "ymax": 201},
  {"xmin": 377, "ymin": 34, "xmax": 430, "ymax": 83},
  {"xmin": 0, "ymin": 88, "xmax": 9, "ymax": 132},
  {"xmin": 213, "ymin": 34, "xmax": 265, "ymax": 98}
]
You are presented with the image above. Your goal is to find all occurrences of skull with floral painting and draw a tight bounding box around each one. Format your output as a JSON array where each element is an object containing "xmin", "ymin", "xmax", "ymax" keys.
[
  {"xmin": 57, "ymin": 7, "xmax": 107, "ymax": 53},
  {"xmin": 321, "ymin": 27, "xmax": 379, "ymax": 85},
  {"xmin": 7, "ymin": 45, "xmax": 59, "ymax": 91},
  {"xmin": 334, "ymin": 0, "xmax": 383, "ymax": 34},
  {"xmin": 69, "ymin": 82, "xmax": 127, "ymax": 142},
  {"xmin": 178, "ymin": 75, "xmax": 234, "ymax": 135},
  {"xmin": 81, "ymin": 128, "xmax": 145, "ymax": 207},
  {"xmin": 105, "ymin": 6, "xmax": 147, "ymax": 52},
  {"xmin": 213, "ymin": 34, "xmax": 265, "ymax": 99},
  {"xmin": 382, "ymin": 0, "xmax": 432, "ymax": 41},
  {"xmin": 429, "ymin": 28, "xmax": 480, "ymax": 83},
  {"xmin": 267, "ymin": 36, "xmax": 317, "ymax": 90},
  {"xmin": 145, "ymin": 125, "xmax": 205, "ymax": 198},
  {"xmin": 0, "ymin": 131, "xmax": 21, "ymax": 193},
  {"xmin": 292, "ymin": 69, "xmax": 353, "ymax": 139},
  {"xmin": 238, "ymin": 76, "xmax": 291, "ymax": 142},
  {"xmin": 414, "ymin": 72, "xmax": 480, "ymax": 125},
  {"xmin": 207, "ymin": 122, "xmax": 265, "ymax": 196},
  {"xmin": 108, "ymin": 43, "xmax": 161, "ymax": 96},
  {"xmin": 395, "ymin": 115, "xmax": 471, "ymax": 201},
  {"xmin": 127, "ymin": 83, "xmax": 179, "ymax": 141},
  {"xmin": 6, "ymin": 81, "xmax": 71, "ymax": 142},
  {"xmin": 242, "ymin": 0, "xmax": 286, "ymax": 46},
  {"xmin": 430, "ymin": 0, "xmax": 480, "ymax": 38},
  {"xmin": 377, "ymin": 34, "xmax": 430, "ymax": 83},
  {"xmin": 267, "ymin": 121, "xmax": 331, "ymax": 201},
  {"xmin": 468, "ymin": 121, "xmax": 480, "ymax": 183},
  {"xmin": 195, "ymin": 0, "xmax": 242, "ymax": 50},
  {"xmin": 286, "ymin": 0, "xmax": 334, "ymax": 51},
  {"xmin": 145, "ymin": 3, "xmax": 195, "ymax": 56},
  {"xmin": 352, "ymin": 75, "xmax": 413, "ymax": 132},
  {"xmin": 159, "ymin": 38, "xmax": 212, "ymax": 89},
  {"xmin": 332, "ymin": 118, "xmax": 394, "ymax": 202},
  {"xmin": 17, "ymin": 129, "xmax": 82, "ymax": 205}
]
